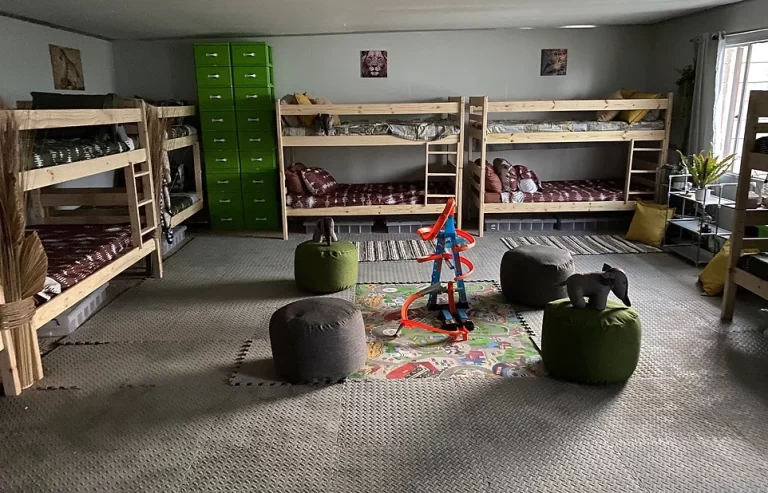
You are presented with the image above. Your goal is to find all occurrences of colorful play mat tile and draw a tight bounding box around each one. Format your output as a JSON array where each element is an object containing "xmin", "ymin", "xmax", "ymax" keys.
[{"xmin": 353, "ymin": 281, "xmax": 544, "ymax": 380}]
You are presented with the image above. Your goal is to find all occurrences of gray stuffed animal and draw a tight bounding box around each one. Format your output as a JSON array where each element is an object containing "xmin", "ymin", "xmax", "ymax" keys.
[
  {"xmin": 561, "ymin": 264, "xmax": 631, "ymax": 310},
  {"xmin": 313, "ymin": 217, "xmax": 337, "ymax": 246}
]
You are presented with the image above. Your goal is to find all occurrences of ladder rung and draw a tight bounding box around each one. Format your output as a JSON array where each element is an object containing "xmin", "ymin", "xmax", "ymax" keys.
[
  {"xmin": 628, "ymin": 191, "xmax": 655, "ymax": 195},
  {"xmin": 633, "ymin": 148, "xmax": 662, "ymax": 152},
  {"xmin": 427, "ymin": 173, "xmax": 456, "ymax": 177},
  {"xmin": 135, "ymin": 171, "xmax": 150, "ymax": 178},
  {"xmin": 427, "ymin": 151, "xmax": 457, "ymax": 155},
  {"xmin": 630, "ymin": 170, "xmax": 657, "ymax": 174},
  {"xmin": 137, "ymin": 198, "xmax": 154, "ymax": 207},
  {"xmin": 426, "ymin": 194, "xmax": 455, "ymax": 198},
  {"xmin": 140, "ymin": 226, "xmax": 155, "ymax": 236}
]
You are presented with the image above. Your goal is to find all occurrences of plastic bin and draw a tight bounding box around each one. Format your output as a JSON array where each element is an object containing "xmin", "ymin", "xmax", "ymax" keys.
[
  {"xmin": 38, "ymin": 283, "xmax": 109, "ymax": 337},
  {"xmin": 304, "ymin": 219, "xmax": 374, "ymax": 234},
  {"xmin": 162, "ymin": 225, "xmax": 188, "ymax": 256}
]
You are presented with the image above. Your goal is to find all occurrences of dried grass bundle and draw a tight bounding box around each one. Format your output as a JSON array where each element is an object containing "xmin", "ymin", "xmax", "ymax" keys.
[
  {"xmin": 0, "ymin": 99, "xmax": 46, "ymax": 391},
  {"xmin": 145, "ymin": 104, "xmax": 171, "ymax": 210}
]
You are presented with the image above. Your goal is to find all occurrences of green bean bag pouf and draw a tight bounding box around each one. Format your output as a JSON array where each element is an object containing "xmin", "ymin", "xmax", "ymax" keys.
[
  {"xmin": 294, "ymin": 240, "xmax": 358, "ymax": 293},
  {"xmin": 541, "ymin": 299, "xmax": 641, "ymax": 384}
]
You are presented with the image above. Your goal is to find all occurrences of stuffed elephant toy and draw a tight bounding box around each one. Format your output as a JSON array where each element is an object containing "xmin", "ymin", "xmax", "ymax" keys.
[
  {"xmin": 312, "ymin": 217, "xmax": 337, "ymax": 246},
  {"xmin": 560, "ymin": 264, "xmax": 631, "ymax": 310}
]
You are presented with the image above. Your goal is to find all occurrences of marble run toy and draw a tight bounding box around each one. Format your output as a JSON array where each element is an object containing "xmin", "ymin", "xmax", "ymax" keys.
[{"xmin": 397, "ymin": 198, "xmax": 476, "ymax": 342}]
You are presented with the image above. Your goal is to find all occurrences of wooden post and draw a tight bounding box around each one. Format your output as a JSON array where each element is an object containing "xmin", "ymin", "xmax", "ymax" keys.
[
  {"xmin": 276, "ymin": 100, "xmax": 289, "ymax": 240},
  {"xmin": 135, "ymin": 101, "xmax": 162, "ymax": 278},
  {"xmin": 192, "ymin": 141, "xmax": 204, "ymax": 207},
  {"xmin": 455, "ymin": 96, "xmax": 465, "ymax": 229},
  {"xmin": 625, "ymin": 139, "xmax": 635, "ymax": 204},
  {"xmin": 478, "ymin": 97, "xmax": 488, "ymax": 237},
  {"xmin": 0, "ymin": 287, "xmax": 22, "ymax": 396}
]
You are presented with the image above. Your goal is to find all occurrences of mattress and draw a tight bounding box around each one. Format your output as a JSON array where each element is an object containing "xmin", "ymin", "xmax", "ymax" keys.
[
  {"xmin": 32, "ymin": 136, "xmax": 139, "ymax": 169},
  {"xmin": 474, "ymin": 119, "xmax": 665, "ymax": 134},
  {"xmin": 737, "ymin": 253, "xmax": 768, "ymax": 282},
  {"xmin": 282, "ymin": 119, "xmax": 460, "ymax": 142},
  {"xmin": 166, "ymin": 124, "xmax": 197, "ymax": 140},
  {"xmin": 287, "ymin": 181, "xmax": 452, "ymax": 209},
  {"xmin": 31, "ymin": 224, "xmax": 134, "ymax": 291},
  {"xmin": 481, "ymin": 179, "xmax": 629, "ymax": 204},
  {"xmin": 170, "ymin": 193, "xmax": 199, "ymax": 216}
]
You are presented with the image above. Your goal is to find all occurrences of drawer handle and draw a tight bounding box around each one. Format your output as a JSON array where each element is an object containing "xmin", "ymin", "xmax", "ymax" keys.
[
  {"xmin": 247, "ymin": 118, "xmax": 261, "ymax": 122},
  {"xmin": 245, "ymin": 74, "xmax": 257, "ymax": 78},
  {"xmin": 217, "ymin": 180, "xmax": 230, "ymax": 184},
  {"xmin": 209, "ymin": 95, "xmax": 222, "ymax": 99},
  {"xmin": 251, "ymin": 157, "xmax": 263, "ymax": 162},
  {"xmin": 252, "ymin": 180, "xmax": 264, "ymax": 184},
  {"xmin": 249, "ymin": 138, "xmax": 262, "ymax": 142},
  {"xmin": 254, "ymin": 218, "xmax": 267, "ymax": 221},
  {"xmin": 205, "ymin": 53, "xmax": 219, "ymax": 57},
  {"xmin": 219, "ymin": 199, "xmax": 231, "ymax": 203},
  {"xmin": 253, "ymin": 199, "xmax": 266, "ymax": 203},
  {"xmin": 211, "ymin": 118, "xmax": 224, "ymax": 122},
  {"xmin": 243, "ymin": 52, "xmax": 256, "ymax": 57},
  {"xmin": 245, "ymin": 94, "xmax": 259, "ymax": 99},
  {"xmin": 215, "ymin": 158, "xmax": 228, "ymax": 162},
  {"xmin": 213, "ymin": 138, "xmax": 226, "ymax": 142},
  {"xmin": 221, "ymin": 218, "xmax": 233, "ymax": 222},
  {"xmin": 207, "ymin": 74, "xmax": 220, "ymax": 79}
]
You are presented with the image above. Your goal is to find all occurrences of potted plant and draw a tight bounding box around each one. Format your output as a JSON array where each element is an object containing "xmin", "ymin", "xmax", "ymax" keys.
[{"xmin": 677, "ymin": 147, "xmax": 735, "ymax": 202}]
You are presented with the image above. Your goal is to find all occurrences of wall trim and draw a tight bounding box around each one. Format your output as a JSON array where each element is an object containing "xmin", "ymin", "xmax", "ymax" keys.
[{"xmin": 0, "ymin": 11, "xmax": 113, "ymax": 41}]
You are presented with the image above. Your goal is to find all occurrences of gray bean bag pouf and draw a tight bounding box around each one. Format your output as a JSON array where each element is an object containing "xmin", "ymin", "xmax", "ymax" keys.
[
  {"xmin": 269, "ymin": 298, "xmax": 366, "ymax": 383},
  {"xmin": 500, "ymin": 245, "xmax": 575, "ymax": 308}
]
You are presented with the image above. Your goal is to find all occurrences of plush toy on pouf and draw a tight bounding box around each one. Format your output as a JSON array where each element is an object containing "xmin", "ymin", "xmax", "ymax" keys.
[{"xmin": 542, "ymin": 264, "xmax": 641, "ymax": 384}]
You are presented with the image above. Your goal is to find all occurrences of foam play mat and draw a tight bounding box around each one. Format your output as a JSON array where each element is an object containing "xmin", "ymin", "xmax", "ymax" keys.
[{"xmin": 353, "ymin": 281, "xmax": 544, "ymax": 380}]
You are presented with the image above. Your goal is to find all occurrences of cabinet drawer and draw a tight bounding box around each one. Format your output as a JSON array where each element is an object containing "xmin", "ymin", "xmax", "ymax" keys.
[
  {"xmin": 240, "ymin": 151, "xmax": 276, "ymax": 170},
  {"xmin": 206, "ymin": 172, "xmax": 241, "ymax": 193},
  {"xmin": 204, "ymin": 151, "xmax": 240, "ymax": 171},
  {"xmin": 231, "ymin": 43, "xmax": 271, "ymax": 66},
  {"xmin": 243, "ymin": 198, "xmax": 279, "ymax": 230},
  {"xmin": 234, "ymin": 87, "xmax": 273, "ymax": 110},
  {"xmin": 210, "ymin": 213, "xmax": 244, "ymax": 230},
  {"xmin": 232, "ymin": 66, "xmax": 271, "ymax": 87},
  {"xmin": 198, "ymin": 87, "xmax": 234, "ymax": 111},
  {"xmin": 202, "ymin": 131, "xmax": 238, "ymax": 150},
  {"xmin": 238, "ymin": 130, "xmax": 275, "ymax": 150},
  {"xmin": 200, "ymin": 111, "xmax": 237, "ymax": 132},
  {"xmin": 236, "ymin": 111, "xmax": 275, "ymax": 131},
  {"xmin": 208, "ymin": 192, "xmax": 243, "ymax": 211},
  {"xmin": 195, "ymin": 67, "xmax": 233, "ymax": 87},
  {"xmin": 194, "ymin": 44, "xmax": 231, "ymax": 66},
  {"xmin": 241, "ymin": 171, "xmax": 277, "ymax": 196}
]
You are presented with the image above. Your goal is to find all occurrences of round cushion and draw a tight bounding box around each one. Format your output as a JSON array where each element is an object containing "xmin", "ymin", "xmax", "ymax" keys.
[
  {"xmin": 294, "ymin": 240, "xmax": 358, "ymax": 293},
  {"xmin": 269, "ymin": 298, "xmax": 366, "ymax": 383},
  {"xmin": 541, "ymin": 299, "xmax": 642, "ymax": 384},
  {"xmin": 500, "ymin": 245, "xmax": 574, "ymax": 308}
]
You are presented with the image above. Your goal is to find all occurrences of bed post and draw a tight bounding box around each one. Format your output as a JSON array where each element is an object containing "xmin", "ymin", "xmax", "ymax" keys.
[
  {"xmin": 192, "ymin": 141, "xmax": 204, "ymax": 211},
  {"xmin": 478, "ymin": 97, "xmax": 489, "ymax": 237},
  {"xmin": 276, "ymin": 100, "xmax": 289, "ymax": 240},
  {"xmin": 722, "ymin": 91, "xmax": 760, "ymax": 320},
  {"xmin": 456, "ymin": 96, "xmax": 465, "ymax": 229}
]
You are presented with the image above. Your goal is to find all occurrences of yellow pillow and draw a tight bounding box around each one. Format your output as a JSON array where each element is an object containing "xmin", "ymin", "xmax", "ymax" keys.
[
  {"xmin": 625, "ymin": 201, "xmax": 674, "ymax": 248},
  {"xmin": 310, "ymin": 97, "xmax": 341, "ymax": 126},
  {"xmin": 699, "ymin": 240, "xmax": 759, "ymax": 296},
  {"xmin": 597, "ymin": 90, "xmax": 624, "ymax": 122},
  {"xmin": 618, "ymin": 92, "xmax": 661, "ymax": 124},
  {"xmin": 293, "ymin": 92, "xmax": 315, "ymax": 127}
]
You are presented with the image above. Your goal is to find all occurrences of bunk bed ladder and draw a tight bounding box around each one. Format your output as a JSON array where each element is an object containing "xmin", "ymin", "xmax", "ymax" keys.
[
  {"xmin": 626, "ymin": 138, "xmax": 665, "ymax": 203},
  {"xmin": 424, "ymin": 141, "xmax": 460, "ymax": 206}
]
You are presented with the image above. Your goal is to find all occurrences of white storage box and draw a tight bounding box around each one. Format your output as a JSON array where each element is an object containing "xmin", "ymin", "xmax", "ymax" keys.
[
  {"xmin": 37, "ymin": 283, "xmax": 109, "ymax": 337},
  {"xmin": 303, "ymin": 219, "xmax": 374, "ymax": 234},
  {"xmin": 162, "ymin": 225, "xmax": 188, "ymax": 256}
]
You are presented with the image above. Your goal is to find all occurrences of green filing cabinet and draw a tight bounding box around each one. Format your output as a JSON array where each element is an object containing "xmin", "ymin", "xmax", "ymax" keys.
[{"xmin": 195, "ymin": 42, "xmax": 277, "ymax": 231}]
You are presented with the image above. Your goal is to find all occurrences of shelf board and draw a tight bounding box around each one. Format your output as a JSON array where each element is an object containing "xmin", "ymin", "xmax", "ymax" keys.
[
  {"xmin": 664, "ymin": 243, "xmax": 715, "ymax": 266},
  {"xmin": 669, "ymin": 191, "xmax": 735, "ymax": 207},
  {"xmin": 669, "ymin": 218, "xmax": 731, "ymax": 237}
]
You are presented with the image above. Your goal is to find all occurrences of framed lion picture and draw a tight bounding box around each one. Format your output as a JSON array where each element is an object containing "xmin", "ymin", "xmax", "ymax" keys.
[
  {"xmin": 360, "ymin": 50, "xmax": 388, "ymax": 78},
  {"xmin": 540, "ymin": 49, "xmax": 568, "ymax": 77},
  {"xmin": 49, "ymin": 45, "xmax": 85, "ymax": 90}
]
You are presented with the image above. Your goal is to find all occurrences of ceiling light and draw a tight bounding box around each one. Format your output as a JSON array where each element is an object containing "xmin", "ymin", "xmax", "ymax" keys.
[
  {"xmin": 519, "ymin": 27, "xmax": 534, "ymax": 30},
  {"xmin": 559, "ymin": 25, "xmax": 598, "ymax": 29}
]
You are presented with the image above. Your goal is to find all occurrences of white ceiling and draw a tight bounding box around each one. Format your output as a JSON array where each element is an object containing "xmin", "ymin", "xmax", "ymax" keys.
[{"xmin": 0, "ymin": 0, "xmax": 742, "ymax": 40}]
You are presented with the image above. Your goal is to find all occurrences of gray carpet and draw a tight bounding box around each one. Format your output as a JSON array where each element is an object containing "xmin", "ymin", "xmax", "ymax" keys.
[{"xmin": 2, "ymin": 230, "xmax": 768, "ymax": 492}]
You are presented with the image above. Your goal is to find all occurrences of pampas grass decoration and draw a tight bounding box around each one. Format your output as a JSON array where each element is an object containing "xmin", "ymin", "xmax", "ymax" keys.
[
  {"xmin": 144, "ymin": 104, "xmax": 170, "ymax": 217},
  {"xmin": 0, "ymin": 99, "xmax": 47, "ymax": 390}
]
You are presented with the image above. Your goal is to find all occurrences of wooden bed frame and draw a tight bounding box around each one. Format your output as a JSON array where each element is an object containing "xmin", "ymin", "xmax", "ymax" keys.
[
  {"xmin": 275, "ymin": 98, "xmax": 465, "ymax": 239},
  {"xmin": 467, "ymin": 94, "xmax": 674, "ymax": 236},
  {"xmin": 722, "ymin": 90, "xmax": 768, "ymax": 320},
  {"xmin": 0, "ymin": 106, "xmax": 162, "ymax": 395}
]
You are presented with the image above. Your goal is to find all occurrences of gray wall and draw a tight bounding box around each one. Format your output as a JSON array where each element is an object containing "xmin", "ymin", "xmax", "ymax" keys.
[{"xmin": 113, "ymin": 27, "xmax": 654, "ymax": 183}]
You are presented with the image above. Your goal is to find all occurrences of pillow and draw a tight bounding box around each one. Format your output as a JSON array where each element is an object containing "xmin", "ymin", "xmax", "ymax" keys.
[
  {"xmin": 284, "ymin": 163, "xmax": 308, "ymax": 195},
  {"xmin": 597, "ymin": 90, "xmax": 625, "ymax": 122},
  {"xmin": 625, "ymin": 201, "xmax": 674, "ymax": 248},
  {"xmin": 475, "ymin": 159, "xmax": 503, "ymax": 193},
  {"xmin": 699, "ymin": 241, "xmax": 760, "ymax": 296},
  {"xmin": 514, "ymin": 164, "xmax": 541, "ymax": 193},
  {"xmin": 492, "ymin": 158, "xmax": 519, "ymax": 193},
  {"xmin": 280, "ymin": 95, "xmax": 301, "ymax": 128},
  {"xmin": 294, "ymin": 92, "xmax": 316, "ymax": 127},
  {"xmin": 310, "ymin": 97, "xmax": 341, "ymax": 126},
  {"xmin": 618, "ymin": 92, "xmax": 662, "ymax": 124},
  {"xmin": 30, "ymin": 92, "xmax": 120, "ymax": 139},
  {"xmin": 301, "ymin": 167, "xmax": 338, "ymax": 196}
]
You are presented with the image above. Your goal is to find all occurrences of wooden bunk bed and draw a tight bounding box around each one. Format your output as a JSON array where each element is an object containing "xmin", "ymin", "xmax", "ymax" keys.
[
  {"xmin": 276, "ymin": 98, "xmax": 465, "ymax": 239},
  {"xmin": 0, "ymin": 107, "xmax": 162, "ymax": 395},
  {"xmin": 467, "ymin": 94, "xmax": 674, "ymax": 236},
  {"xmin": 722, "ymin": 90, "xmax": 768, "ymax": 320}
]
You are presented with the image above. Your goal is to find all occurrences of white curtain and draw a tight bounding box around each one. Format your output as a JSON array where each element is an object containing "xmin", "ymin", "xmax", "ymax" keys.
[{"xmin": 687, "ymin": 32, "xmax": 726, "ymax": 155}]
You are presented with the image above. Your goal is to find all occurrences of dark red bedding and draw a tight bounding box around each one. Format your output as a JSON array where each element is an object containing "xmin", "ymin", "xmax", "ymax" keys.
[
  {"xmin": 286, "ymin": 181, "xmax": 453, "ymax": 209},
  {"xmin": 30, "ymin": 224, "xmax": 134, "ymax": 290},
  {"xmin": 478, "ymin": 178, "xmax": 628, "ymax": 203}
]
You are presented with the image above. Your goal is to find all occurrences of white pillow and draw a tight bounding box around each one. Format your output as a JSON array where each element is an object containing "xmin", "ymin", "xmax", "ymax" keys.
[{"xmin": 519, "ymin": 178, "xmax": 538, "ymax": 194}]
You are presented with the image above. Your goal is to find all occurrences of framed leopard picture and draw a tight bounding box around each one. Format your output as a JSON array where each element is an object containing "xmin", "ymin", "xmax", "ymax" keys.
[
  {"xmin": 49, "ymin": 45, "xmax": 85, "ymax": 90},
  {"xmin": 360, "ymin": 50, "xmax": 388, "ymax": 78}
]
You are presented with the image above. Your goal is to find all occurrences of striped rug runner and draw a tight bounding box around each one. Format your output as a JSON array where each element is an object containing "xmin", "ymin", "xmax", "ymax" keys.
[
  {"xmin": 356, "ymin": 240, "xmax": 436, "ymax": 262},
  {"xmin": 501, "ymin": 235, "xmax": 662, "ymax": 255}
]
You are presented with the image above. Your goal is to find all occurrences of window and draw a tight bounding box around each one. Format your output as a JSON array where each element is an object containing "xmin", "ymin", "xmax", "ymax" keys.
[{"xmin": 715, "ymin": 40, "xmax": 768, "ymax": 173}]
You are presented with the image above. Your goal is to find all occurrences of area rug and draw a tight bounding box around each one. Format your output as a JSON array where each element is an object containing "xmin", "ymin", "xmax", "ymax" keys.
[
  {"xmin": 353, "ymin": 281, "xmax": 544, "ymax": 379},
  {"xmin": 501, "ymin": 234, "xmax": 661, "ymax": 255},
  {"xmin": 356, "ymin": 240, "xmax": 435, "ymax": 262}
]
